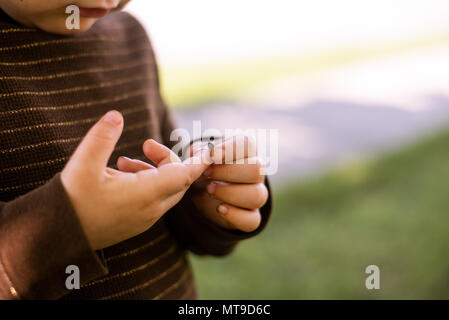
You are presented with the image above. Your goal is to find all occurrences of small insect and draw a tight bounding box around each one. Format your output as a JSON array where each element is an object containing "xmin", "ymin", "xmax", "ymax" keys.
[{"xmin": 207, "ymin": 142, "xmax": 215, "ymax": 152}]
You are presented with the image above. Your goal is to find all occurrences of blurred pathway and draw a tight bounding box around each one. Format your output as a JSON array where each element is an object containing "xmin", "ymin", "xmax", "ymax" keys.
[{"xmin": 174, "ymin": 45, "xmax": 449, "ymax": 186}]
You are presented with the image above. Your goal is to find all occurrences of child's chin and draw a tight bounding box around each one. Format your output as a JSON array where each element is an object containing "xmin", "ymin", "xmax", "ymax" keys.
[
  {"xmin": 37, "ymin": 19, "xmax": 97, "ymax": 36},
  {"xmin": 55, "ymin": 26, "xmax": 93, "ymax": 36}
]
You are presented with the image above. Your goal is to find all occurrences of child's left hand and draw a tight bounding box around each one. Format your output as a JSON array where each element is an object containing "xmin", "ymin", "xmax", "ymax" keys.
[{"xmin": 189, "ymin": 135, "xmax": 269, "ymax": 233}]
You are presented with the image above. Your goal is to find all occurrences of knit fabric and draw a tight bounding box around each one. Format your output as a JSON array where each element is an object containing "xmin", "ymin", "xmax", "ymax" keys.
[{"xmin": 0, "ymin": 10, "xmax": 271, "ymax": 300}]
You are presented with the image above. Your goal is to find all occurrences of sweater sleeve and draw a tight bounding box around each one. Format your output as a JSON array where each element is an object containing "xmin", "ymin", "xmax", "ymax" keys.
[{"xmin": 0, "ymin": 173, "xmax": 108, "ymax": 299}]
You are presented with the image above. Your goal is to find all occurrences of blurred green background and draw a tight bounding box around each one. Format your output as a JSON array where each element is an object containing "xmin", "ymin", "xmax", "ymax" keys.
[
  {"xmin": 127, "ymin": 0, "xmax": 449, "ymax": 299},
  {"xmin": 190, "ymin": 130, "xmax": 449, "ymax": 299}
]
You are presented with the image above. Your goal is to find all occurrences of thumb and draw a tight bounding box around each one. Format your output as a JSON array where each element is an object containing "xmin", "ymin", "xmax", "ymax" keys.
[{"xmin": 67, "ymin": 110, "xmax": 124, "ymax": 177}]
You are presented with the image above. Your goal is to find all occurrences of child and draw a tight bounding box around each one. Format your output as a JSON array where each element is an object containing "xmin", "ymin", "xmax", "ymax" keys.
[{"xmin": 0, "ymin": 1, "xmax": 271, "ymax": 299}]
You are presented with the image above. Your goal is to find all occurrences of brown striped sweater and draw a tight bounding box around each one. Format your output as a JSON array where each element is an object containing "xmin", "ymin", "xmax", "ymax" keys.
[{"xmin": 0, "ymin": 10, "xmax": 271, "ymax": 300}]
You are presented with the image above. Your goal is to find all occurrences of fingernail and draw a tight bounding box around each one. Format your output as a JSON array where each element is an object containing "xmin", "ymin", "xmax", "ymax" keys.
[
  {"xmin": 103, "ymin": 111, "xmax": 122, "ymax": 126},
  {"xmin": 120, "ymin": 156, "xmax": 132, "ymax": 161},
  {"xmin": 207, "ymin": 182, "xmax": 216, "ymax": 195},
  {"xmin": 217, "ymin": 204, "xmax": 228, "ymax": 216},
  {"xmin": 203, "ymin": 166, "xmax": 213, "ymax": 177}
]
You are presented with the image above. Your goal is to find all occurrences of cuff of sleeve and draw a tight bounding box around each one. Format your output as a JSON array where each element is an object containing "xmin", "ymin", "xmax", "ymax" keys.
[
  {"xmin": 172, "ymin": 178, "xmax": 273, "ymax": 256},
  {"xmin": 0, "ymin": 173, "xmax": 108, "ymax": 299}
]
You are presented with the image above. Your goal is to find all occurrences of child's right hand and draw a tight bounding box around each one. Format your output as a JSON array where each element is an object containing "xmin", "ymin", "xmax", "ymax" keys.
[{"xmin": 61, "ymin": 111, "xmax": 211, "ymax": 250}]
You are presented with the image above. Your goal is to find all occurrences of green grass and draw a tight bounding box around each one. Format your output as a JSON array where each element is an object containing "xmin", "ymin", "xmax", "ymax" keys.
[
  {"xmin": 160, "ymin": 32, "xmax": 449, "ymax": 108},
  {"xmin": 190, "ymin": 128, "xmax": 449, "ymax": 299}
]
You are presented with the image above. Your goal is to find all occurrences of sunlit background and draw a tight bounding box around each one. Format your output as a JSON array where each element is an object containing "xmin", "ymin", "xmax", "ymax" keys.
[{"xmin": 127, "ymin": 0, "xmax": 449, "ymax": 299}]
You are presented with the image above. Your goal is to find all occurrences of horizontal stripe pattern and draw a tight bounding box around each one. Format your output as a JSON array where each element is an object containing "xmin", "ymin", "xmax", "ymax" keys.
[
  {"xmin": 99, "ymin": 257, "xmax": 187, "ymax": 300},
  {"xmin": 105, "ymin": 233, "xmax": 170, "ymax": 262},
  {"xmin": 0, "ymin": 11, "xmax": 195, "ymax": 300},
  {"xmin": 0, "ymin": 74, "xmax": 151, "ymax": 98},
  {"xmin": 0, "ymin": 46, "xmax": 149, "ymax": 66},
  {"xmin": 0, "ymin": 89, "xmax": 150, "ymax": 115},
  {"xmin": 0, "ymin": 104, "xmax": 149, "ymax": 135},
  {"xmin": 0, "ymin": 28, "xmax": 37, "ymax": 33},
  {"xmin": 153, "ymin": 269, "xmax": 192, "ymax": 300},
  {"xmin": 82, "ymin": 244, "xmax": 178, "ymax": 288},
  {"xmin": 0, "ymin": 23, "xmax": 144, "ymax": 52},
  {"xmin": 0, "ymin": 58, "xmax": 151, "ymax": 81}
]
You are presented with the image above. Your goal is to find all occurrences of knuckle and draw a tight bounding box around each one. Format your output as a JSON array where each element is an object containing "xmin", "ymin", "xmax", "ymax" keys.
[
  {"xmin": 183, "ymin": 170, "xmax": 195, "ymax": 188},
  {"xmin": 249, "ymin": 159, "xmax": 264, "ymax": 182},
  {"xmin": 246, "ymin": 134, "xmax": 257, "ymax": 150},
  {"xmin": 91, "ymin": 130, "xmax": 116, "ymax": 144},
  {"xmin": 137, "ymin": 191, "xmax": 153, "ymax": 209},
  {"xmin": 90, "ymin": 123, "xmax": 118, "ymax": 142},
  {"xmin": 241, "ymin": 134, "xmax": 257, "ymax": 155},
  {"xmin": 254, "ymin": 183, "xmax": 269, "ymax": 208},
  {"xmin": 242, "ymin": 212, "xmax": 261, "ymax": 233},
  {"xmin": 238, "ymin": 134, "xmax": 248, "ymax": 147},
  {"xmin": 255, "ymin": 158, "xmax": 266, "ymax": 182}
]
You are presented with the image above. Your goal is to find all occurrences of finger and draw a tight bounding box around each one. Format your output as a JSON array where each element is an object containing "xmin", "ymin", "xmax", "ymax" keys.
[
  {"xmin": 217, "ymin": 204, "xmax": 262, "ymax": 233},
  {"xmin": 67, "ymin": 110, "xmax": 123, "ymax": 177},
  {"xmin": 152, "ymin": 145, "xmax": 212, "ymax": 195},
  {"xmin": 188, "ymin": 139, "xmax": 222, "ymax": 157},
  {"xmin": 211, "ymin": 134, "xmax": 257, "ymax": 164},
  {"xmin": 203, "ymin": 157, "xmax": 266, "ymax": 183},
  {"xmin": 105, "ymin": 167, "xmax": 126, "ymax": 177},
  {"xmin": 191, "ymin": 174, "xmax": 210, "ymax": 190},
  {"xmin": 191, "ymin": 191, "xmax": 235, "ymax": 229},
  {"xmin": 178, "ymin": 140, "xmax": 211, "ymax": 189},
  {"xmin": 182, "ymin": 142, "xmax": 213, "ymax": 183},
  {"xmin": 206, "ymin": 182, "xmax": 268, "ymax": 210},
  {"xmin": 143, "ymin": 139, "xmax": 181, "ymax": 167},
  {"xmin": 136, "ymin": 143, "xmax": 212, "ymax": 196},
  {"xmin": 117, "ymin": 156, "xmax": 155, "ymax": 173}
]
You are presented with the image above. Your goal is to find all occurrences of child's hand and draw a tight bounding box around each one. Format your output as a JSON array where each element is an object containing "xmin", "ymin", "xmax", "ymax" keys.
[
  {"xmin": 61, "ymin": 111, "xmax": 211, "ymax": 250},
  {"xmin": 118, "ymin": 135, "xmax": 269, "ymax": 233},
  {"xmin": 190, "ymin": 136, "xmax": 269, "ymax": 232}
]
